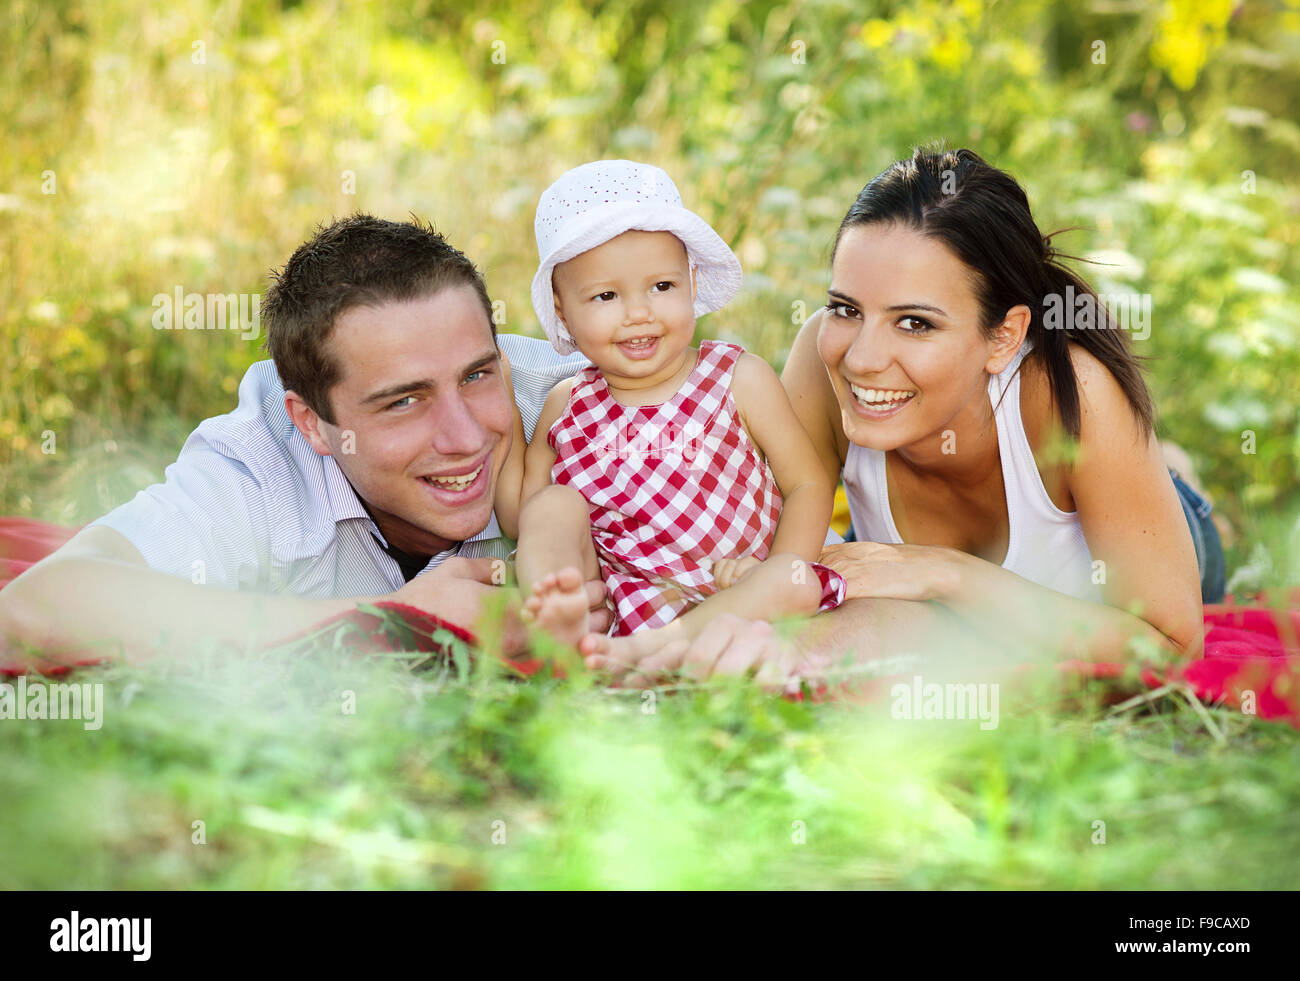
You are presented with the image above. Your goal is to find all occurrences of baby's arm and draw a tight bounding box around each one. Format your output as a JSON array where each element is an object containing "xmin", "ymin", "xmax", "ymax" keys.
[
  {"xmin": 493, "ymin": 350, "xmax": 528, "ymax": 540},
  {"xmin": 519, "ymin": 378, "xmax": 572, "ymax": 507},
  {"xmin": 515, "ymin": 380, "xmax": 594, "ymax": 588},
  {"xmin": 730, "ymin": 351, "xmax": 836, "ymax": 571},
  {"xmin": 514, "ymin": 379, "xmax": 604, "ymax": 645}
]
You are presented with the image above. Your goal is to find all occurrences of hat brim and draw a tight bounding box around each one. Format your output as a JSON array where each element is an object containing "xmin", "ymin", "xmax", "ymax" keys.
[{"xmin": 531, "ymin": 202, "xmax": 742, "ymax": 356}]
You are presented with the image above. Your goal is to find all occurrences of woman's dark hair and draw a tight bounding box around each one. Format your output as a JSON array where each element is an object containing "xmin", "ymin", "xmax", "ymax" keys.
[
  {"xmin": 832, "ymin": 147, "xmax": 1153, "ymax": 438},
  {"xmin": 264, "ymin": 214, "xmax": 495, "ymax": 425}
]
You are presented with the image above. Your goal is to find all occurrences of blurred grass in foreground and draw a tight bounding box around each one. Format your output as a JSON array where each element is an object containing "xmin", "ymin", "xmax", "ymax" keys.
[{"xmin": 2, "ymin": 633, "xmax": 1297, "ymax": 889}]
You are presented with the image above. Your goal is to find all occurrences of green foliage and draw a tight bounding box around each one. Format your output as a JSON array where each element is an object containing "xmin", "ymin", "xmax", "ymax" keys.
[
  {"xmin": 3, "ymin": 644, "xmax": 1297, "ymax": 889},
  {"xmin": 1, "ymin": 0, "xmax": 1298, "ymax": 889}
]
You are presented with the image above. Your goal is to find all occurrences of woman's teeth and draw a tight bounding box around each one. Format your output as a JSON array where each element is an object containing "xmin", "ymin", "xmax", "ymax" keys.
[
  {"xmin": 422, "ymin": 462, "xmax": 483, "ymax": 491},
  {"xmin": 850, "ymin": 383, "xmax": 916, "ymax": 407}
]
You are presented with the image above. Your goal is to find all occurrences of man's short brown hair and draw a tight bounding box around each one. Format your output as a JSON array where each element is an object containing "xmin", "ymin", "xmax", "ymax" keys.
[{"xmin": 263, "ymin": 214, "xmax": 495, "ymax": 424}]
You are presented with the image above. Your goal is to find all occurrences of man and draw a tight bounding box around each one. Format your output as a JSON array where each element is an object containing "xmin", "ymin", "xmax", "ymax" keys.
[{"xmin": 0, "ymin": 215, "xmax": 603, "ymax": 664}]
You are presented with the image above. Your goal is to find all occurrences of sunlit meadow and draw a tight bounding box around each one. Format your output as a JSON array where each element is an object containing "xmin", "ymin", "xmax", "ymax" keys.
[{"xmin": 1, "ymin": 0, "xmax": 1298, "ymax": 888}]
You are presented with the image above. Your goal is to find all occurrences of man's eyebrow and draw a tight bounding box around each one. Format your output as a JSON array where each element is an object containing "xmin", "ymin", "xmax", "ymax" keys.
[
  {"xmin": 360, "ymin": 352, "xmax": 499, "ymax": 406},
  {"xmin": 827, "ymin": 289, "xmax": 948, "ymax": 317}
]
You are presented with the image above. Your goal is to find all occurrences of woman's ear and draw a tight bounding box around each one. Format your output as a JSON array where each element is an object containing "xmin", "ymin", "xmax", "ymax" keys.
[{"xmin": 985, "ymin": 304, "xmax": 1031, "ymax": 374}]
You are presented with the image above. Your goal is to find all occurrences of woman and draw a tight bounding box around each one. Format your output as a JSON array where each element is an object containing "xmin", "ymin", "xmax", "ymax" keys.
[{"xmin": 782, "ymin": 147, "xmax": 1224, "ymax": 665}]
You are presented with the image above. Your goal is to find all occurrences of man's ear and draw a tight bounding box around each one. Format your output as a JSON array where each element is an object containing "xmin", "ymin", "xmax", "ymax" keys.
[
  {"xmin": 284, "ymin": 391, "xmax": 334, "ymax": 457},
  {"xmin": 985, "ymin": 304, "xmax": 1031, "ymax": 375}
]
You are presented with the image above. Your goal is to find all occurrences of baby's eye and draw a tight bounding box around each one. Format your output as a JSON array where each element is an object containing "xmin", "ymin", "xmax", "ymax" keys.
[
  {"xmin": 651, "ymin": 281, "xmax": 674, "ymax": 293},
  {"xmin": 826, "ymin": 301, "xmax": 860, "ymax": 320},
  {"xmin": 594, "ymin": 291, "xmax": 617, "ymax": 302}
]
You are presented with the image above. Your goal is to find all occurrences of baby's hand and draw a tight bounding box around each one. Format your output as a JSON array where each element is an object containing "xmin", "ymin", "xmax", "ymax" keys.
[{"xmin": 711, "ymin": 556, "xmax": 762, "ymax": 590}]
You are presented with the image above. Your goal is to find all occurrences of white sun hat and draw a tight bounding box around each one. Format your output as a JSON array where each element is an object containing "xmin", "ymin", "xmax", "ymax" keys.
[{"xmin": 531, "ymin": 159, "xmax": 743, "ymax": 355}]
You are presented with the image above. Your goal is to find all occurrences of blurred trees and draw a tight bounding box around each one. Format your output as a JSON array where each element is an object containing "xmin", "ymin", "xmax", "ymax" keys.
[{"xmin": 1, "ymin": 0, "xmax": 1296, "ymax": 541}]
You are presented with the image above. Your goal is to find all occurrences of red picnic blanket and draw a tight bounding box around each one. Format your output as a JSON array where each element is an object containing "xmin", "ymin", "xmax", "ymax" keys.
[{"xmin": 2, "ymin": 516, "xmax": 1298, "ymax": 724}]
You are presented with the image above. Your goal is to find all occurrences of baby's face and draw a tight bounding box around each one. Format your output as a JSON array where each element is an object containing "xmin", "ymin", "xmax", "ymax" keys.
[{"xmin": 552, "ymin": 230, "xmax": 697, "ymax": 391}]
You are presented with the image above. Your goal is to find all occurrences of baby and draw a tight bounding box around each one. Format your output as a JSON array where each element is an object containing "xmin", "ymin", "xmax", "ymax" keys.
[{"xmin": 496, "ymin": 160, "xmax": 843, "ymax": 669}]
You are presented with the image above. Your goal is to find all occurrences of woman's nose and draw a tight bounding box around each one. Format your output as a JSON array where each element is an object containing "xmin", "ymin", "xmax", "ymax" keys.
[{"xmin": 842, "ymin": 321, "xmax": 892, "ymax": 377}]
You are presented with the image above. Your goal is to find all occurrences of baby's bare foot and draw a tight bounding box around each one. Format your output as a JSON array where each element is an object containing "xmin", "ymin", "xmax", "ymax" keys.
[
  {"xmin": 581, "ymin": 622, "xmax": 685, "ymax": 684},
  {"xmin": 524, "ymin": 567, "xmax": 589, "ymax": 647}
]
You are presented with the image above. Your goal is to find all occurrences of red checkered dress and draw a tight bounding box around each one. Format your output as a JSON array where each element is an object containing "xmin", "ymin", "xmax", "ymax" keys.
[{"xmin": 548, "ymin": 340, "xmax": 844, "ymax": 636}]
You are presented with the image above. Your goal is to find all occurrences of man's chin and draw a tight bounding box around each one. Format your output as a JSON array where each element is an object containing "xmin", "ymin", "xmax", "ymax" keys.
[{"xmin": 413, "ymin": 496, "xmax": 496, "ymax": 547}]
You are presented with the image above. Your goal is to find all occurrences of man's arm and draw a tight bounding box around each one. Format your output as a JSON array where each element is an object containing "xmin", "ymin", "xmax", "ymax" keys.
[{"xmin": 0, "ymin": 525, "xmax": 518, "ymax": 669}]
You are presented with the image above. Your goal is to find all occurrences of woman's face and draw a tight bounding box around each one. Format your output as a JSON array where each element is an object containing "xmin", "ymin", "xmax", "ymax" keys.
[{"xmin": 817, "ymin": 222, "xmax": 1005, "ymax": 454}]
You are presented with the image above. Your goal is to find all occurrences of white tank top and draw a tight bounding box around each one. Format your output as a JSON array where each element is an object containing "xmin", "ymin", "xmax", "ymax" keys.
[{"xmin": 841, "ymin": 343, "xmax": 1102, "ymax": 602}]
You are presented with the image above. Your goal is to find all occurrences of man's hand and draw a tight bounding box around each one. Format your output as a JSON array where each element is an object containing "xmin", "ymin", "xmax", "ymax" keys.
[
  {"xmin": 391, "ymin": 557, "xmax": 610, "ymax": 656},
  {"xmin": 390, "ymin": 557, "xmax": 528, "ymax": 654}
]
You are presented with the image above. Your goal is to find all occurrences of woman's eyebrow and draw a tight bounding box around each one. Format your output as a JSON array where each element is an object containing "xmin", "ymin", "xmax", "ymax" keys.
[
  {"xmin": 827, "ymin": 288, "xmax": 861, "ymax": 307},
  {"xmin": 885, "ymin": 302, "xmax": 948, "ymax": 315}
]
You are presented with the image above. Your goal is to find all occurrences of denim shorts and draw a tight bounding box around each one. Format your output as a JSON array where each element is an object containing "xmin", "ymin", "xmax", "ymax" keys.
[
  {"xmin": 1170, "ymin": 469, "xmax": 1226, "ymax": 604},
  {"xmin": 840, "ymin": 469, "xmax": 1226, "ymax": 604}
]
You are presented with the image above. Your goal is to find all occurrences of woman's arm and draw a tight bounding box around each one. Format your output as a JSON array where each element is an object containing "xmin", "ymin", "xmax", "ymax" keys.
[{"xmin": 820, "ymin": 346, "xmax": 1205, "ymax": 663}]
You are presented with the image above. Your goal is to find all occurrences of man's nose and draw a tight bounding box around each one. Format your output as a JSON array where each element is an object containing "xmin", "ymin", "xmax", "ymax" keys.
[{"xmin": 429, "ymin": 392, "xmax": 488, "ymax": 457}]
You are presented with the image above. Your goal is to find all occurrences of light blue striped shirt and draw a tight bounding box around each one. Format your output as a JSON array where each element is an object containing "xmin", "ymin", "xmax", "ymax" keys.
[{"xmin": 92, "ymin": 334, "xmax": 589, "ymax": 597}]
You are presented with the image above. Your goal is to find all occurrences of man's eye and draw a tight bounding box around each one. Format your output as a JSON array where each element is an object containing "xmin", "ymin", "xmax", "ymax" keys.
[
  {"xmin": 826, "ymin": 301, "xmax": 859, "ymax": 320},
  {"xmin": 463, "ymin": 369, "xmax": 489, "ymax": 384},
  {"xmin": 388, "ymin": 395, "xmax": 417, "ymax": 410},
  {"xmin": 898, "ymin": 316, "xmax": 935, "ymax": 333}
]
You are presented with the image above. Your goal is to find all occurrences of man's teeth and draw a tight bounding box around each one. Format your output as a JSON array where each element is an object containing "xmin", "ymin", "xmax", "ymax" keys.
[
  {"xmin": 423, "ymin": 463, "xmax": 483, "ymax": 490},
  {"xmin": 850, "ymin": 383, "xmax": 916, "ymax": 406}
]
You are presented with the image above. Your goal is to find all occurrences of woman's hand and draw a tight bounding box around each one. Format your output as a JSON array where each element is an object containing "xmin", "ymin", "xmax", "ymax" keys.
[
  {"xmin": 599, "ymin": 614, "xmax": 829, "ymax": 693},
  {"xmin": 818, "ymin": 541, "xmax": 973, "ymax": 603}
]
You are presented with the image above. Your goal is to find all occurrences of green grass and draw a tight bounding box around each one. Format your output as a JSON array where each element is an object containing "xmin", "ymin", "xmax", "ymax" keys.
[
  {"xmin": 2, "ymin": 0, "xmax": 1298, "ymax": 889},
  {"xmin": 3, "ymin": 634, "xmax": 1297, "ymax": 890}
]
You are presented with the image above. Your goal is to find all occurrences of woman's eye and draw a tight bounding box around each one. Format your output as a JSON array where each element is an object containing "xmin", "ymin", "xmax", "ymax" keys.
[
  {"xmin": 898, "ymin": 316, "xmax": 935, "ymax": 333},
  {"xmin": 826, "ymin": 301, "xmax": 859, "ymax": 320}
]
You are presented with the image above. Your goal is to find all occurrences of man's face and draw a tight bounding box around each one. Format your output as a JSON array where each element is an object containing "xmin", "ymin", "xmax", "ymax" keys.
[{"xmin": 292, "ymin": 285, "xmax": 513, "ymax": 556}]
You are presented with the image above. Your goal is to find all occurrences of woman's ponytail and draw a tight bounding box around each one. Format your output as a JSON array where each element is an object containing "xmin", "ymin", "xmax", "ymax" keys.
[{"xmin": 1035, "ymin": 252, "xmax": 1153, "ymax": 438}]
